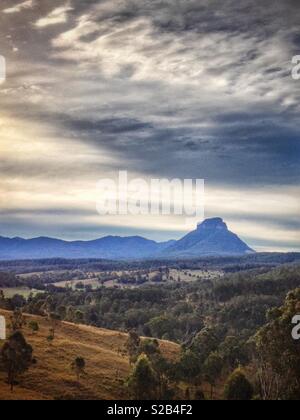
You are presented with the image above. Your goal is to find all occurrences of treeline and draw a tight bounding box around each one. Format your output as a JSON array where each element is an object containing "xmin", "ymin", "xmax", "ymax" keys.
[
  {"xmin": 213, "ymin": 265, "xmax": 300, "ymax": 302},
  {"xmin": 0, "ymin": 272, "xmax": 22, "ymax": 288},
  {"xmin": 1, "ymin": 252, "xmax": 300, "ymax": 274}
]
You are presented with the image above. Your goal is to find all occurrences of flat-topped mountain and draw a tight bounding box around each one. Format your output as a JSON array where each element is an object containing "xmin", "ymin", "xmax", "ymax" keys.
[
  {"xmin": 0, "ymin": 218, "xmax": 254, "ymax": 260},
  {"xmin": 164, "ymin": 218, "xmax": 254, "ymax": 257}
]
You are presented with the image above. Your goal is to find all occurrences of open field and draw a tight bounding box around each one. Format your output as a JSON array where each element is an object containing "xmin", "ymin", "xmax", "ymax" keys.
[
  {"xmin": 49, "ymin": 268, "xmax": 224, "ymax": 290},
  {"xmin": 169, "ymin": 269, "xmax": 223, "ymax": 282},
  {"xmin": 53, "ymin": 278, "xmax": 102, "ymax": 290},
  {"xmin": 0, "ymin": 309, "xmax": 180, "ymax": 400},
  {"xmin": 2, "ymin": 288, "xmax": 42, "ymax": 299}
]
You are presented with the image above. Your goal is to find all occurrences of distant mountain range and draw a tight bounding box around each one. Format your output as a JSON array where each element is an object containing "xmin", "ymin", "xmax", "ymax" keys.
[{"xmin": 0, "ymin": 218, "xmax": 254, "ymax": 260}]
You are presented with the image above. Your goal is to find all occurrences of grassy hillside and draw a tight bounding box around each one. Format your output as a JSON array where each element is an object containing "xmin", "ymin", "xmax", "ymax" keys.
[{"xmin": 0, "ymin": 310, "xmax": 180, "ymax": 400}]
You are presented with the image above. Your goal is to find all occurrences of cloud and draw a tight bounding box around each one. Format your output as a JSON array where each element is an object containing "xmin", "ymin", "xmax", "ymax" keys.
[
  {"xmin": 3, "ymin": 0, "xmax": 35, "ymax": 14},
  {"xmin": 0, "ymin": 0, "xmax": 299, "ymax": 250},
  {"xmin": 35, "ymin": 3, "xmax": 73, "ymax": 28}
]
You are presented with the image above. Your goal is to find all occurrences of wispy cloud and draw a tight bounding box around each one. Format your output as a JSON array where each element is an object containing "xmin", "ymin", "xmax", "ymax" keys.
[
  {"xmin": 35, "ymin": 3, "xmax": 73, "ymax": 28},
  {"xmin": 3, "ymin": 0, "xmax": 35, "ymax": 14}
]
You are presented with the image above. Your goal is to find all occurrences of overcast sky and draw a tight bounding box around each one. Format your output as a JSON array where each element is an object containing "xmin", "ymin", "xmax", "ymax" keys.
[{"xmin": 0, "ymin": 0, "xmax": 300, "ymax": 251}]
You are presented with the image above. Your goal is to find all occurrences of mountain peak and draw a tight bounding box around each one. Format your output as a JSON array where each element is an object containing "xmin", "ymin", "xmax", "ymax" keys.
[
  {"xmin": 197, "ymin": 217, "xmax": 228, "ymax": 231},
  {"xmin": 165, "ymin": 217, "xmax": 254, "ymax": 256}
]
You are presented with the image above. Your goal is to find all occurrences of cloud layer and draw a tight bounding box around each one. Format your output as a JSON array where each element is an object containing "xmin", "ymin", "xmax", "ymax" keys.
[{"xmin": 0, "ymin": 0, "xmax": 299, "ymax": 250}]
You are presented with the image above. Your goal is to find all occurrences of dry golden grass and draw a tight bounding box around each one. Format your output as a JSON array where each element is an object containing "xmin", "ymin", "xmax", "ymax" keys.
[{"xmin": 0, "ymin": 309, "xmax": 180, "ymax": 400}]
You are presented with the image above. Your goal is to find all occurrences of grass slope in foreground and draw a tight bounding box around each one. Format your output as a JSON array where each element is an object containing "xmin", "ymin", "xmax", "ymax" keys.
[{"xmin": 0, "ymin": 309, "xmax": 179, "ymax": 400}]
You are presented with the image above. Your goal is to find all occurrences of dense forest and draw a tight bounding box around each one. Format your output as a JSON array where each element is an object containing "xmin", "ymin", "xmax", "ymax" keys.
[
  {"xmin": 1, "ymin": 257, "xmax": 300, "ymax": 399},
  {"xmin": 1, "ymin": 252, "xmax": 300, "ymax": 274}
]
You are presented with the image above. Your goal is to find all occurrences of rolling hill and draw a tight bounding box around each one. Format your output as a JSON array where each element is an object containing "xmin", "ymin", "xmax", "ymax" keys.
[{"xmin": 0, "ymin": 309, "xmax": 180, "ymax": 400}]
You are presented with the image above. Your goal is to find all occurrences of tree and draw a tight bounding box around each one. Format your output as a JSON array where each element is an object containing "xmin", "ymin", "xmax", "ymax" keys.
[
  {"xmin": 177, "ymin": 349, "xmax": 201, "ymax": 386},
  {"xmin": 190, "ymin": 327, "xmax": 220, "ymax": 366},
  {"xmin": 1, "ymin": 331, "xmax": 33, "ymax": 391},
  {"xmin": 43, "ymin": 295, "xmax": 55, "ymax": 316},
  {"xmin": 28, "ymin": 320, "xmax": 39, "ymax": 335},
  {"xmin": 185, "ymin": 387, "xmax": 191, "ymax": 400},
  {"xmin": 195, "ymin": 389, "xmax": 206, "ymax": 400},
  {"xmin": 10, "ymin": 308, "xmax": 25, "ymax": 332},
  {"xmin": 218, "ymin": 336, "xmax": 249, "ymax": 372},
  {"xmin": 0, "ymin": 290, "xmax": 5, "ymax": 301},
  {"xmin": 127, "ymin": 354, "xmax": 158, "ymax": 400},
  {"xmin": 75, "ymin": 310, "xmax": 84, "ymax": 324},
  {"xmin": 71, "ymin": 357, "xmax": 86, "ymax": 380},
  {"xmin": 203, "ymin": 352, "xmax": 223, "ymax": 399},
  {"xmin": 47, "ymin": 328, "xmax": 55, "ymax": 345},
  {"xmin": 223, "ymin": 368, "xmax": 253, "ymax": 401},
  {"xmin": 48, "ymin": 312, "xmax": 61, "ymax": 338},
  {"xmin": 10, "ymin": 294, "xmax": 26, "ymax": 309},
  {"xmin": 147, "ymin": 316, "xmax": 176, "ymax": 340},
  {"xmin": 139, "ymin": 339, "xmax": 173, "ymax": 399},
  {"xmin": 254, "ymin": 288, "xmax": 300, "ymax": 400},
  {"xmin": 139, "ymin": 338, "xmax": 160, "ymax": 359},
  {"xmin": 125, "ymin": 330, "xmax": 141, "ymax": 365},
  {"xmin": 57, "ymin": 305, "xmax": 67, "ymax": 319}
]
